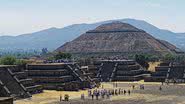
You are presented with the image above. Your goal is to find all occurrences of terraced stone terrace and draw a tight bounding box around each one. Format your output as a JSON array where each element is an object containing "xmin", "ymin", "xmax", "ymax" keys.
[
  {"xmin": 87, "ymin": 60, "xmax": 148, "ymax": 82},
  {"xmin": 145, "ymin": 62, "xmax": 185, "ymax": 83},
  {"xmin": 0, "ymin": 65, "xmax": 42, "ymax": 99},
  {"xmin": 26, "ymin": 63, "xmax": 92, "ymax": 91}
]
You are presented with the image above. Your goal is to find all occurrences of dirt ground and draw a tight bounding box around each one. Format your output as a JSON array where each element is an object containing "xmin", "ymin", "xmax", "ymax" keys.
[{"xmin": 15, "ymin": 81, "xmax": 185, "ymax": 104}]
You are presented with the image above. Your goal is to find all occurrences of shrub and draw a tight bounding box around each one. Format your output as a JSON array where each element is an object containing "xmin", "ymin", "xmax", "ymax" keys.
[
  {"xmin": 15, "ymin": 59, "xmax": 27, "ymax": 66},
  {"xmin": 0, "ymin": 56, "xmax": 16, "ymax": 65},
  {"xmin": 54, "ymin": 52, "xmax": 72, "ymax": 60}
]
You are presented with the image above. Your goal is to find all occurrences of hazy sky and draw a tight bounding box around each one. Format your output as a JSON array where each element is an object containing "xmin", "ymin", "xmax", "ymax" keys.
[{"xmin": 0, "ymin": 0, "xmax": 184, "ymax": 36}]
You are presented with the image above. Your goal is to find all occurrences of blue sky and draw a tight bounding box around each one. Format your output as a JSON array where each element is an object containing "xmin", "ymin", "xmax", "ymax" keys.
[{"xmin": 0, "ymin": 0, "xmax": 184, "ymax": 36}]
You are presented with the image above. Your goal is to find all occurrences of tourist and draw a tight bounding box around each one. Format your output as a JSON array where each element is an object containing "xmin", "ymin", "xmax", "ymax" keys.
[
  {"xmin": 106, "ymin": 92, "xmax": 110, "ymax": 99},
  {"xmin": 140, "ymin": 85, "xmax": 142, "ymax": 89},
  {"xmin": 101, "ymin": 92, "xmax": 105, "ymax": 99},
  {"xmin": 104, "ymin": 89, "xmax": 107, "ymax": 94},
  {"xmin": 166, "ymin": 80, "xmax": 169, "ymax": 85},
  {"xmin": 88, "ymin": 90, "xmax": 92, "ymax": 97},
  {"xmin": 96, "ymin": 91, "xmax": 99, "ymax": 100},
  {"xmin": 59, "ymin": 95, "xmax": 62, "ymax": 102},
  {"xmin": 124, "ymin": 90, "xmax": 126, "ymax": 95},
  {"xmin": 115, "ymin": 89, "xmax": 118, "ymax": 95},
  {"xmin": 93, "ymin": 89, "xmax": 97, "ymax": 97},
  {"xmin": 81, "ymin": 94, "xmax": 85, "ymax": 100},
  {"xmin": 64, "ymin": 94, "xmax": 69, "ymax": 101},
  {"xmin": 116, "ymin": 83, "xmax": 118, "ymax": 88},
  {"xmin": 98, "ymin": 90, "xmax": 100, "ymax": 96},
  {"xmin": 161, "ymin": 81, "xmax": 164, "ymax": 85},
  {"xmin": 143, "ymin": 85, "xmax": 145, "ymax": 90},
  {"xmin": 118, "ymin": 88, "xmax": 121, "ymax": 95},
  {"xmin": 159, "ymin": 86, "xmax": 162, "ymax": 91},
  {"xmin": 91, "ymin": 94, "xmax": 94, "ymax": 100},
  {"xmin": 128, "ymin": 90, "xmax": 131, "ymax": 95},
  {"xmin": 113, "ymin": 83, "xmax": 115, "ymax": 88},
  {"xmin": 132, "ymin": 85, "xmax": 135, "ymax": 89},
  {"xmin": 109, "ymin": 90, "xmax": 112, "ymax": 96},
  {"xmin": 112, "ymin": 89, "xmax": 115, "ymax": 96},
  {"xmin": 174, "ymin": 80, "xmax": 176, "ymax": 85},
  {"xmin": 121, "ymin": 89, "xmax": 123, "ymax": 94},
  {"xmin": 140, "ymin": 84, "xmax": 144, "ymax": 90}
]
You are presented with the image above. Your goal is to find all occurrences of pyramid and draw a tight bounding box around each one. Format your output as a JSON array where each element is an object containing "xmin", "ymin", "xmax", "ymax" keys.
[{"xmin": 56, "ymin": 22, "xmax": 179, "ymax": 56}]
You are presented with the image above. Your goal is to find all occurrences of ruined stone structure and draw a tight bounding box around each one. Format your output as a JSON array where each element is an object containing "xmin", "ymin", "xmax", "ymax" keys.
[
  {"xmin": 2, "ymin": 59, "xmax": 185, "ymax": 102},
  {"xmin": 0, "ymin": 66, "xmax": 42, "ymax": 99},
  {"xmin": 111, "ymin": 60, "xmax": 148, "ymax": 81},
  {"xmin": 145, "ymin": 62, "xmax": 185, "ymax": 83},
  {"xmin": 0, "ymin": 63, "xmax": 94, "ymax": 99},
  {"xmin": 26, "ymin": 63, "xmax": 91, "ymax": 91},
  {"xmin": 86, "ymin": 60, "xmax": 147, "ymax": 82}
]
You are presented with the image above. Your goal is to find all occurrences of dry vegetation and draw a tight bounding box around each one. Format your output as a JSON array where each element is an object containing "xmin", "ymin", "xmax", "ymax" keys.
[{"xmin": 148, "ymin": 62, "xmax": 160, "ymax": 72}]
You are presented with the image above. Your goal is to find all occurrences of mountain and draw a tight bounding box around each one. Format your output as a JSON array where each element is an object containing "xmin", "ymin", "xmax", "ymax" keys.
[
  {"xmin": 56, "ymin": 22, "xmax": 180, "ymax": 57},
  {"xmin": 0, "ymin": 24, "xmax": 98, "ymax": 50},
  {"xmin": 177, "ymin": 33, "xmax": 185, "ymax": 35},
  {"xmin": 0, "ymin": 19, "xmax": 185, "ymax": 51}
]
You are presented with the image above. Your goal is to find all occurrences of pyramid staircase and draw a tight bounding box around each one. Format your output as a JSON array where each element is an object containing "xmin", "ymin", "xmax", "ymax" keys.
[
  {"xmin": 99, "ymin": 62, "xmax": 116, "ymax": 82},
  {"xmin": 96, "ymin": 63, "xmax": 103, "ymax": 79},
  {"xmin": 0, "ymin": 79, "xmax": 11, "ymax": 97},
  {"xmin": 67, "ymin": 63, "xmax": 92, "ymax": 88},
  {"xmin": 110, "ymin": 63, "xmax": 118, "ymax": 81}
]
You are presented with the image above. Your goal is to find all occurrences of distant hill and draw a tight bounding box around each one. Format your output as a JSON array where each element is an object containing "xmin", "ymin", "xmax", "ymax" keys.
[
  {"xmin": 0, "ymin": 19, "xmax": 185, "ymax": 51},
  {"xmin": 177, "ymin": 33, "xmax": 185, "ymax": 35},
  {"xmin": 56, "ymin": 22, "xmax": 180, "ymax": 57}
]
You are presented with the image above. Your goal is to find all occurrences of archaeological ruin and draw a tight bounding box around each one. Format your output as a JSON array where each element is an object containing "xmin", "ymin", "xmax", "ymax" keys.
[
  {"xmin": 0, "ymin": 65, "xmax": 42, "ymax": 99},
  {"xmin": 145, "ymin": 62, "xmax": 185, "ymax": 83},
  {"xmin": 26, "ymin": 63, "xmax": 92, "ymax": 91},
  {"xmin": 1, "ymin": 22, "xmax": 185, "ymax": 103},
  {"xmin": 84, "ymin": 60, "xmax": 148, "ymax": 82}
]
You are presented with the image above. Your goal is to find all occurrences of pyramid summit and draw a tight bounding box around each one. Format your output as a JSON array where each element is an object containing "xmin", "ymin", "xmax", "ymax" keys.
[
  {"xmin": 56, "ymin": 22, "xmax": 180, "ymax": 57},
  {"xmin": 86, "ymin": 22, "xmax": 142, "ymax": 33}
]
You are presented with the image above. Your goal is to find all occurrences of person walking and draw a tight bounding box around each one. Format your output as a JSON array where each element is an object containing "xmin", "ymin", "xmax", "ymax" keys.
[
  {"xmin": 91, "ymin": 94, "xmax": 94, "ymax": 100},
  {"xmin": 159, "ymin": 86, "xmax": 162, "ymax": 91},
  {"xmin": 124, "ymin": 90, "xmax": 126, "ymax": 95},
  {"xmin": 128, "ymin": 90, "xmax": 131, "ymax": 95},
  {"xmin": 59, "ymin": 95, "xmax": 62, "ymax": 102},
  {"xmin": 132, "ymin": 85, "xmax": 135, "ymax": 89},
  {"xmin": 81, "ymin": 94, "xmax": 85, "ymax": 100},
  {"xmin": 96, "ymin": 91, "xmax": 99, "ymax": 100}
]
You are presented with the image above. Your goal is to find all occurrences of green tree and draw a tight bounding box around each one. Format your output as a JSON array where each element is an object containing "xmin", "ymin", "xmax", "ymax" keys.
[
  {"xmin": 54, "ymin": 52, "xmax": 72, "ymax": 60},
  {"xmin": 47, "ymin": 56, "xmax": 55, "ymax": 61},
  {"xmin": 0, "ymin": 56, "xmax": 16, "ymax": 65},
  {"xmin": 135, "ymin": 54, "xmax": 149, "ymax": 69},
  {"xmin": 163, "ymin": 53, "xmax": 175, "ymax": 62},
  {"xmin": 174, "ymin": 55, "xmax": 185, "ymax": 63},
  {"xmin": 41, "ymin": 48, "xmax": 48, "ymax": 55},
  {"xmin": 15, "ymin": 59, "xmax": 27, "ymax": 66}
]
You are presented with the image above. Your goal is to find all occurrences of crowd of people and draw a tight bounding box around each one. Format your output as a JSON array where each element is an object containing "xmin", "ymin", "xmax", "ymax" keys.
[
  {"xmin": 59, "ymin": 83, "xmax": 165, "ymax": 102},
  {"xmin": 86, "ymin": 88, "xmax": 131, "ymax": 100}
]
